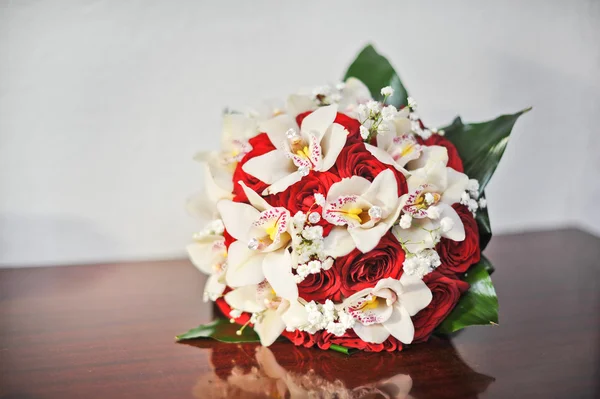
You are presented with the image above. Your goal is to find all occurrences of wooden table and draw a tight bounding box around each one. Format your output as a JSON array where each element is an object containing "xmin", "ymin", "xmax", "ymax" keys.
[{"xmin": 1, "ymin": 229, "xmax": 599, "ymax": 398}]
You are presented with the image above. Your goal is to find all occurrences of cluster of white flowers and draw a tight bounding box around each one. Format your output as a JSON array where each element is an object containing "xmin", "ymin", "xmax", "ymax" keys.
[
  {"xmin": 403, "ymin": 249, "xmax": 442, "ymax": 278},
  {"xmin": 291, "ymin": 210, "xmax": 334, "ymax": 283},
  {"xmin": 292, "ymin": 300, "xmax": 355, "ymax": 336},
  {"xmin": 460, "ymin": 178, "xmax": 485, "ymax": 216},
  {"xmin": 311, "ymin": 83, "xmax": 347, "ymax": 106},
  {"xmin": 192, "ymin": 219, "xmax": 224, "ymax": 241}
]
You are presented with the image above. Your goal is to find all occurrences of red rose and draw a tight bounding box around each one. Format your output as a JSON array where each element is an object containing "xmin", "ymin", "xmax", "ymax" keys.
[
  {"xmin": 421, "ymin": 135, "xmax": 464, "ymax": 173},
  {"xmin": 282, "ymin": 329, "xmax": 402, "ymax": 352},
  {"xmin": 334, "ymin": 231, "xmax": 405, "ymax": 297},
  {"xmin": 412, "ymin": 271, "xmax": 470, "ymax": 343},
  {"xmin": 269, "ymin": 170, "xmax": 339, "ymax": 236},
  {"xmin": 232, "ymin": 133, "xmax": 276, "ymax": 203},
  {"xmin": 297, "ymin": 266, "xmax": 342, "ymax": 303},
  {"xmin": 436, "ymin": 204, "xmax": 481, "ymax": 276},
  {"xmin": 296, "ymin": 111, "xmax": 363, "ymax": 145},
  {"xmin": 332, "ymin": 142, "xmax": 408, "ymax": 197}
]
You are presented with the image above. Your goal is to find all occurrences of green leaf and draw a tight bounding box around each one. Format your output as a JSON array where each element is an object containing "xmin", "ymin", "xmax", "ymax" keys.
[
  {"xmin": 476, "ymin": 192, "xmax": 492, "ymax": 251},
  {"xmin": 344, "ymin": 44, "xmax": 408, "ymax": 108},
  {"xmin": 176, "ymin": 318, "xmax": 260, "ymax": 343},
  {"xmin": 443, "ymin": 107, "xmax": 531, "ymax": 194},
  {"xmin": 436, "ymin": 258, "xmax": 499, "ymax": 334}
]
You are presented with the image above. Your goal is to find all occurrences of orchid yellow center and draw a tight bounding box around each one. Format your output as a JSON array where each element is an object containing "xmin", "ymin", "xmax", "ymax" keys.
[
  {"xmin": 296, "ymin": 146, "xmax": 310, "ymax": 159},
  {"xmin": 359, "ymin": 295, "xmax": 380, "ymax": 310},
  {"xmin": 401, "ymin": 143, "xmax": 415, "ymax": 157},
  {"xmin": 264, "ymin": 223, "xmax": 278, "ymax": 241}
]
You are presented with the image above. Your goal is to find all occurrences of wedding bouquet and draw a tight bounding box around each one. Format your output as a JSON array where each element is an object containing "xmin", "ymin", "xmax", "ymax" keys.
[{"xmin": 179, "ymin": 45, "xmax": 528, "ymax": 353}]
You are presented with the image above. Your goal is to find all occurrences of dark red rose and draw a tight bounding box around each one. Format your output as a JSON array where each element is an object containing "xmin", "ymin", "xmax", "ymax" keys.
[
  {"xmin": 215, "ymin": 291, "xmax": 251, "ymax": 325},
  {"xmin": 334, "ymin": 231, "xmax": 405, "ymax": 297},
  {"xmin": 232, "ymin": 133, "xmax": 276, "ymax": 203},
  {"xmin": 412, "ymin": 271, "xmax": 470, "ymax": 343},
  {"xmin": 283, "ymin": 329, "xmax": 402, "ymax": 352},
  {"xmin": 332, "ymin": 142, "xmax": 408, "ymax": 197},
  {"xmin": 296, "ymin": 110, "xmax": 363, "ymax": 145},
  {"xmin": 420, "ymin": 134, "xmax": 464, "ymax": 173},
  {"xmin": 269, "ymin": 170, "xmax": 339, "ymax": 236},
  {"xmin": 297, "ymin": 266, "xmax": 342, "ymax": 303},
  {"xmin": 436, "ymin": 204, "xmax": 481, "ymax": 276}
]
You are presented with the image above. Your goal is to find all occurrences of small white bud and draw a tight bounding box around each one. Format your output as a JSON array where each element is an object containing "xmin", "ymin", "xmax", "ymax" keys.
[
  {"xmin": 380, "ymin": 86, "xmax": 394, "ymax": 97},
  {"xmin": 426, "ymin": 205, "xmax": 441, "ymax": 219},
  {"xmin": 360, "ymin": 125, "xmax": 370, "ymax": 140},
  {"xmin": 407, "ymin": 97, "xmax": 417, "ymax": 109},
  {"xmin": 314, "ymin": 193, "xmax": 326, "ymax": 206},
  {"xmin": 399, "ymin": 213, "xmax": 412, "ymax": 229},
  {"xmin": 440, "ymin": 217, "xmax": 454, "ymax": 233},
  {"xmin": 479, "ymin": 198, "xmax": 487, "ymax": 208}
]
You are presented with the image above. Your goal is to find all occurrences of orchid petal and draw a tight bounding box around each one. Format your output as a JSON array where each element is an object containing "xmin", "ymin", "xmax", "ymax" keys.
[
  {"xmin": 364, "ymin": 143, "xmax": 404, "ymax": 172},
  {"xmin": 217, "ymin": 200, "xmax": 258, "ymax": 241},
  {"xmin": 255, "ymin": 309, "xmax": 286, "ymax": 346},
  {"xmin": 362, "ymin": 169, "xmax": 398, "ymax": 208},
  {"xmin": 185, "ymin": 192, "xmax": 217, "ymax": 223},
  {"xmin": 204, "ymin": 274, "xmax": 226, "ymax": 301},
  {"xmin": 319, "ymin": 123, "xmax": 348, "ymax": 171},
  {"xmin": 399, "ymin": 274, "xmax": 433, "ymax": 316},
  {"xmin": 392, "ymin": 218, "xmax": 437, "ymax": 253},
  {"xmin": 281, "ymin": 300, "xmax": 309, "ymax": 331},
  {"xmin": 263, "ymin": 171, "xmax": 303, "ymax": 195},
  {"xmin": 323, "ymin": 227, "xmax": 356, "ymax": 257},
  {"xmin": 238, "ymin": 181, "xmax": 271, "ymax": 212},
  {"xmin": 438, "ymin": 202, "xmax": 466, "ymax": 241},
  {"xmin": 286, "ymin": 94, "xmax": 316, "ymax": 118},
  {"xmin": 202, "ymin": 161, "xmax": 234, "ymax": 203},
  {"xmin": 443, "ymin": 168, "xmax": 469, "ymax": 204},
  {"xmin": 186, "ymin": 238, "xmax": 221, "ymax": 275},
  {"xmin": 242, "ymin": 150, "xmax": 294, "ymax": 185},
  {"xmin": 300, "ymin": 104, "xmax": 337, "ymax": 140},
  {"xmin": 349, "ymin": 221, "xmax": 391, "ymax": 253},
  {"xmin": 326, "ymin": 176, "xmax": 371, "ymax": 201},
  {"xmin": 224, "ymin": 285, "xmax": 265, "ymax": 313},
  {"xmin": 259, "ymin": 114, "xmax": 296, "ymax": 151},
  {"xmin": 407, "ymin": 145, "xmax": 448, "ymax": 171},
  {"xmin": 352, "ymin": 322, "xmax": 391, "ymax": 344},
  {"xmin": 262, "ymin": 250, "xmax": 298, "ymax": 301},
  {"xmin": 384, "ymin": 305, "xmax": 415, "ymax": 344},
  {"xmin": 225, "ymin": 240, "xmax": 265, "ymax": 287},
  {"xmin": 221, "ymin": 113, "xmax": 257, "ymax": 145}
]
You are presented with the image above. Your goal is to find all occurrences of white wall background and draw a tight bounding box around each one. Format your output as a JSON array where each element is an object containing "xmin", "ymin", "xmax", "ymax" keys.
[{"xmin": 1, "ymin": 0, "xmax": 599, "ymax": 267}]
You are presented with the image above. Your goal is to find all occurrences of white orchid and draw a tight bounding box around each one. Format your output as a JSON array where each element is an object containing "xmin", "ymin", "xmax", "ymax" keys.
[
  {"xmin": 242, "ymin": 104, "xmax": 349, "ymax": 195},
  {"xmin": 393, "ymin": 153, "xmax": 469, "ymax": 253},
  {"xmin": 322, "ymin": 169, "xmax": 402, "ymax": 254},
  {"xmin": 342, "ymin": 275, "xmax": 432, "ymax": 344},
  {"xmin": 336, "ymin": 77, "xmax": 373, "ymax": 116},
  {"xmin": 194, "ymin": 113, "xmax": 259, "ymax": 199},
  {"xmin": 186, "ymin": 235, "xmax": 227, "ymax": 302},
  {"xmin": 224, "ymin": 250, "xmax": 306, "ymax": 346},
  {"xmin": 217, "ymin": 182, "xmax": 293, "ymax": 287}
]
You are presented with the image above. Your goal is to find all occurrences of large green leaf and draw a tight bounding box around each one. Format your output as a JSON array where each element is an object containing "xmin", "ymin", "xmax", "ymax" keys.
[
  {"xmin": 436, "ymin": 257, "xmax": 499, "ymax": 334},
  {"xmin": 344, "ymin": 44, "xmax": 408, "ymax": 108},
  {"xmin": 443, "ymin": 108, "xmax": 530, "ymax": 194},
  {"xmin": 176, "ymin": 318, "xmax": 260, "ymax": 343}
]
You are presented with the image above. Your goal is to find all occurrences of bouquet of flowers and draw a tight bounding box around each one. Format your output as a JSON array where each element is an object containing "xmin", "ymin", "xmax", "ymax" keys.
[{"xmin": 179, "ymin": 45, "xmax": 529, "ymax": 353}]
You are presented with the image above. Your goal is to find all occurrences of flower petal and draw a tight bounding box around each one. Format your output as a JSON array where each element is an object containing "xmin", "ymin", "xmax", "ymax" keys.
[
  {"xmin": 204, "ymin": 274, "xmax": 226, "ymax": 302},
  {"xmin": 383, "ymin": 305, "xmax": 415, "ymax": 344},
  {"xmin": 362, "ymin": 169, "xmax": 398, "ymax": 208},
  {"xmin": 238, "ymin": 181, "xmax": 271, "ymax": 212},
  {"xmin": 326, "ymin": 176, "xmax": 371, "ymax": 201},
  {"xmin": 438, "ymin": 202, "xmax": 466, "ymax": 242},
  {"xmin": 203, "ymin": 161, "xmax": 234, "ymax": 203},
  {"xmin": 254, "ymin": 309, "xmax": 286, "ymax": 346},
  {"xmin": 319, "ymin": 123, "xmax": 348, "ymax": 172},
  {"xmin": 185, "ymin": 192, "xmax": 217, "ymax": 222},
  {"xmin": 225, "ymin": 240, "xmax": 266, "ymax": 287},
  {"xmin": 323, "ymin": 227, "xmax": 356, "ymax": 257},
  {"xmin": 242, "ymin": 150, "xmax": 294, "ymax": 185},
  {"xmin": 224, "ymin": 285, "xmax": 265, "ymax": 313},
  {"xmin": 391, "ymin": 218, "xmax": 437, "ymax": 253},
  {"xmin": 399, "ymin": 273, "xmax": 433, "ymax": 316},
  {"xmin": 364, "ymin": 143, "xmax": 407, "ymax": 173},
  {"xmin": 262, "ymin": 250, "xmax": 297, "ymax": 301},
  {"xmin": 349, "ymin": 221, "xmax": 390, "ymax": 253},
  {"xmin": 300, "ymin": 104, "xmax": 337, "ymax": 140},
  {"xmin": 217, "ymin": 200, "xmax": 258, "ymax": 241},
  {"xmin": 352, "ymin": 322, "xmax": 391, "ymax": 344},
  {"xmin": 286, "ymin": 94, "xmax": 316, "ymax": 118},
  {"xmin": 263, "ymin": 171, "xmax": 303, "ymax": 195},
  {"xmin": 281, "ymin": 300, "xmax": 309, "ymax": 331},
  {"xmin": 443, "ymin": 168, "xmax": 469, "ymax": 205},
  {"xmin": 259, "ymin": 114, "xmax": 296, "ymax": 151},
  {"xmin": 407, "ymin": 145, "xmax": 448, "ymax": 171},
  {"xmin": 186, "ymin": 238, "xmax": 221, "ymax": 275},
  {"xmin": 221, "ymin": 113, "xmax": 257, "ymax": 144}
]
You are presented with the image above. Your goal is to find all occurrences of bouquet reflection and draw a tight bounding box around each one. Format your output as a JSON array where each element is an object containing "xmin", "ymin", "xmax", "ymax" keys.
[{"xmin": 187, "ymin": 337, "xmax": 494, "ymax": 399}]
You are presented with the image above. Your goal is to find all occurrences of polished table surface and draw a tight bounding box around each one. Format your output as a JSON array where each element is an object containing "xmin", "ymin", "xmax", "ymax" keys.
[{"xmin": 1, "ymin": 228, "xmax": 599, "ymax": 398}]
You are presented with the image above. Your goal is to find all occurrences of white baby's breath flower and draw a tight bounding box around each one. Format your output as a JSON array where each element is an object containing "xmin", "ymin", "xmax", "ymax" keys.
[
  {"xmin": 381, "ymin": 105, "xmax": 398, "ymax": 121},
  {"xmin": 360, "ymin": 125, "xmax": 370, "ymax": 140},
  {"xmin": 440, "ymin": 217, "xmax": 454, "ymax": 233},
  {"xmin": 407, "ymin": 97, "xmax": 417, "ymax": 109},
  {"xmin": 467, "ymin": 179, "xmax": 480, "ymax": 196},
  {"xmin": 380, "ymin": 86, "xmax": 394, "ymax": 97},
  {"xmin": 399, "ymin": 213, "xmax": 412, "ymax": 229},
  {"xmin": 366, "ymin": 100, "xmax": 381, "ymax": 113},
  {"xmin": 314, "ymin": 193, "xmax": 326, "ymax": 206},
  {"xmin": 426, "ymin": 205, "xmax": 441, "ymax": 219},
  {"xmin": 479, "ymin": 197, "xmax": 487, "ymax": 209}
]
